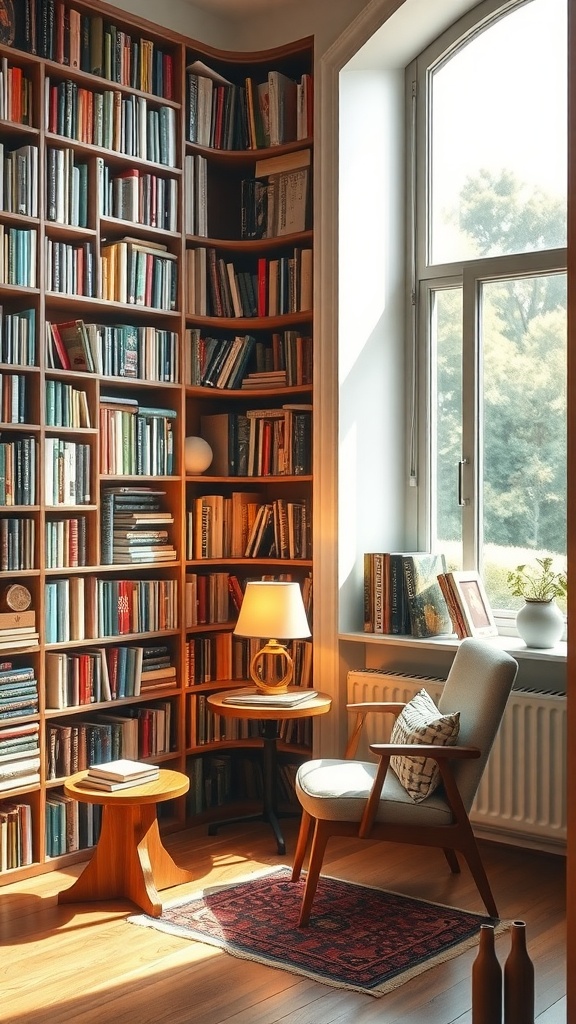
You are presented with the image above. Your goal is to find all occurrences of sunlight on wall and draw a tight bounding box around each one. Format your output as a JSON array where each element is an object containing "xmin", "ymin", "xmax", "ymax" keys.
[
  {"xmin": 338, "ymin": 423, "xmax": 358, "ymax": 587},
  {"xmin": 338, "ymin": 71, "xmax": 391, "ymax": 383}
]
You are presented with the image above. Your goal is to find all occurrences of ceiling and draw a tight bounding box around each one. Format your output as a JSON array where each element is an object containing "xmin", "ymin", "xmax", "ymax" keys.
[{"xmin": 182, "ymin": 0, "xmax": 301, "ymax": 13}]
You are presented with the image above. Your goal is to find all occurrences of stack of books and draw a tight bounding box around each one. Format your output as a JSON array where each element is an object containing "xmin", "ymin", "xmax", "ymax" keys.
[
  {"xmin": 222, "ymin": 689, "xmax": 317, "ymax": 709},
  {"xmin": 77, "ymin": 758, "xmax": 160, "ymax": 791}
]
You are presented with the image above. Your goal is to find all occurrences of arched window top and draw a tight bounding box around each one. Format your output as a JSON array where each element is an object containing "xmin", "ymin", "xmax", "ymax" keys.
[{"xmin": 427, "ymin": 0, "xmax": 566, "ymax": 266}]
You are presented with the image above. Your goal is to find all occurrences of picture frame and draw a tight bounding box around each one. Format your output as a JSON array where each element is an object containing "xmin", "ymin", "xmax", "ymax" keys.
[{"xmin": 447, "ymin": 570, "xmax": 498, "ymax": 638}]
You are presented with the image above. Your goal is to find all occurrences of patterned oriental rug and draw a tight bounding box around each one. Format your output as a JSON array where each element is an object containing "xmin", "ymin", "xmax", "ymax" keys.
[{"xmin": 128, "ymin": 866, "xmax": 504, "ymax": 997}]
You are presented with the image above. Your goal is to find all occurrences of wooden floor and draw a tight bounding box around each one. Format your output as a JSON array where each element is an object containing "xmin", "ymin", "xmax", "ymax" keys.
[{"xmin": 0, "ymin": 819, "xmax": 566, "ymax": 1024}]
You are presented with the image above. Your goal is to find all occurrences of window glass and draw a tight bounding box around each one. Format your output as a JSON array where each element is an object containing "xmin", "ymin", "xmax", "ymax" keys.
[
  {"xmin": 429, "ymin": 0, "xmax": 566, "ymax": 265},
  {"xmin": 480, "ymin": 273, "xmax": 567, "ymax": 610},
  {"xmin": 432, "ymin": 286, "xmax": 463, "ymax": 571}
]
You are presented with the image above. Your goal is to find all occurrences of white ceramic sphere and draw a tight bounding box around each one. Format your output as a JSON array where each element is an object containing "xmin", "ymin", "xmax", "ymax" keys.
[{"xmin": 184, "ymin": 436, "xmax": 213, "ymax": 474}]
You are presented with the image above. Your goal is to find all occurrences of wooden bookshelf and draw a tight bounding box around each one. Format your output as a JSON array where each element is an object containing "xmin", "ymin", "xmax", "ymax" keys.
[{"xmin": 0, "ymin": 0, "xmax": 313, "ymax": 885}]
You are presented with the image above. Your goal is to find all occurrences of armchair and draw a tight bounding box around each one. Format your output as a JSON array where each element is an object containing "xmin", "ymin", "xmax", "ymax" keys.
[{"xmin": 291, "ymin": 638, "xmax": 518, "ymax": 926}]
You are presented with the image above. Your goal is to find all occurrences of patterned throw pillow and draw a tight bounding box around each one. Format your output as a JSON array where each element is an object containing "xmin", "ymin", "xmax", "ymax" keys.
[{"xmin": 390, "ymin": 689, "xmax": 460, "ymax": 803}]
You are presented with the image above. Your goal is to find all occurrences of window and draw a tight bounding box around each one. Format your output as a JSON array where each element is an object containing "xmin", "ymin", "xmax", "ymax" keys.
[{"xmin": 410, "ymin": 0, "xmax": 567, "ymax": 616}]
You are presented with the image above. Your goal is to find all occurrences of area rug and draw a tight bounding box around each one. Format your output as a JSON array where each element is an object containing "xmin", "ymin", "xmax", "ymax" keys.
[{"xmin": 128, "ymin": 866, "xmax": 506, "ymax": 996}]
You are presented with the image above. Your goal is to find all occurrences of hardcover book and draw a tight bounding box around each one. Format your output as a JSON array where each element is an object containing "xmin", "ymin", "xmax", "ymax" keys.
[{"xmin": 402, "ymin": 553, "xmax": 453, "ymax": 638}]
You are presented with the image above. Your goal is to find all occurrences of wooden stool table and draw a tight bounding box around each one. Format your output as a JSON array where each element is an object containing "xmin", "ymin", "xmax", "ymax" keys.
[
  {"xmin": 59, "ymin": 768, "xmax": 192, "ymax": 917},
  {"xmin": 207, "ymin": 688, "xmax": 332, "ymax": 855}
]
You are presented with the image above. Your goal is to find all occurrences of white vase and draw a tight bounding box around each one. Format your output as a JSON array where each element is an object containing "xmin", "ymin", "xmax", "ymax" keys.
[{"xmin": 516, "ymin": 598, "xmax": 564, "ymax": 648}]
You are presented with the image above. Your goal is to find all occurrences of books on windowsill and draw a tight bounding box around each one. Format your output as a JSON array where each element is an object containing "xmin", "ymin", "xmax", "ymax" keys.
[
  {"xmin": 77, "ymin": 758, "xmax": 161, "ymax": 791},
  {"xmin": 222, "ymin": 689, "xmax": 317, "ymax": 708}
]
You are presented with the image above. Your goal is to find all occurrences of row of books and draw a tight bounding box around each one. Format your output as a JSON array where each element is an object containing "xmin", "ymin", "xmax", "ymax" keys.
[
  {"xmin": 184, "ymin": 329, "xmax": 312, "ymax": 390},
  {"xmin": 0, "ymin": 307, "xmax": 36, "ymax": 366},
  {"xmin": 100, "ymin": 486, "xmax": 176, "ymax": 566},
  {"xmin": 45, "ymin": 516, "xmax": 87, "ymax": 570},
  {"xmin": 0, "ymin": 59, "xmax": 32, "ymax": 126},
  {"xmin": 241, "ymin": 164, "xmax": 310, "ymax": 240},
  {"xmin": 0, "ymin": 227, "xmax": 37, "ymax": 288},
  {"xmin": 186, "ymin": 754, "xmax": 297, "ymax": 817},
  {"xmin": 185, "ymin": 331, "xmax": 256, "ymax": 391},
  {"xmin": 1, "ymin": 517, "xmax": 36, "ymax": 572},
  {"xmin": 0, "ymin": 143, "xmax": 38, "ymax": 218},
  {"xmin": 45, "ymin": 238, "xmax": 94, "ymax": 297},
  {"xmin": 185, "ymin": 490, "xmax": 272, "ymax": 560},
  {"xmin": 187, "ymin": 493, "xmax": 311, "ymax": 561},
  {"xmin": 190, "ymin": 693, "xmax": 261, "ymax": 746},
  {"xmin": 96, "ymin": 578, "xmax": 178, "ymax": 637},
  {"xmin": 0, "ymin": 374, "xmax": 27, "ymax": 425},
  {"xmin": 0, "ymin": 437, "xmax": 37, "ymax": 507},
  {"xmin": 46, "ymin": 701, "xmax": 173, "ymax": 779},
  {"xmin": 46, "ymin": 78, "xmax": 177, "ymax": 167},
  {"xmin": 97, "ymin": 162, "xmax": 178, "ymax": 232},
  {"xmin": 200, "ymin": 406, "xmax": 312, "ymax": 479},
  {"xmin": 207, "ymin": 247, "xmax": 312, "ymax": 319},
  {"xmin": 46, "ymin": 794, "xmax": 101, "ymax": 858},
  {"xmin": 99, "ymin": 402, "xmax": 176, "ymax": 477},
  {"xmin": 184, "ymin": 154, "xmax": 207, "ymax": 237},
  {"xmin": 184, "ymin": 568, "xmax": 311, "ymax": 627},
  {"xmin": 364, "ymin": 551, "xmax": 499, "ymax": 639},
  {"xmin": 1, "ymin": 800, "xmax": 33, "ymax": 870},
  {"xmin": 43, "ymin": 576, "xmax": 178, "ymax": 644},
  {"xmin": 186, "ymin": 64, "xmax": 312, "ymax": 150},
  {"xmin": 45, "ymin": 380, "xmax": 91, "ymax": 429},
  {"xmin": 183, "ymin": 631, "xmax": 311, "ymax": 690},
  {"xmin": 46, "ymin": 147, "xmax": 88, "ymax": 227},
  {"xmin": 45, "ymin": 644, "xmax": 177, "ymax": 710},
  {"xmin": 364, "ymin": 552, "xmax": 451, "ymax": 638},
  {"xmin": 184, "ymin": 573, "xmax": 231, "ymax": 628},
  {"xmin": 44, "ymin": 439, "xmax": 91, "ymax": 507},
  {"xmin": 46, "ymin": 317, "xmax": 179, "ymax": 381},
  {"xmin": 11, "ymin": 5, "xmax": 174, "ymax": 99},
  {"xmin": 100, "ymin": 237, "xmax": 177, "ymax": 310}
]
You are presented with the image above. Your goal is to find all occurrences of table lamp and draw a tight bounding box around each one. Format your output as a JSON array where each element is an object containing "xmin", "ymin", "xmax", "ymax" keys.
[{"xmin": 233, "ymin": 581, "xmax": 311, "ymax": 694}]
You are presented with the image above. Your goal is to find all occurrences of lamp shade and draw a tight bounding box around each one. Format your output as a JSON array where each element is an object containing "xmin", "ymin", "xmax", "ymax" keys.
[{"xmin": 234, "ymin": 581, "xmax": 311, "ymax": 640}]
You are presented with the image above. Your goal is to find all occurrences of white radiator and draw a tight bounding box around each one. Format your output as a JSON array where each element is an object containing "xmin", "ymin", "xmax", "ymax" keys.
[{"xmin": 347, "ymin": 669, "xmax": 567, "ymax": 852}]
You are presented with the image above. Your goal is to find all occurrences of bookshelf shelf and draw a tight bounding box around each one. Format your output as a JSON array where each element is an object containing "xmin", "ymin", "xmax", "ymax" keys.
[{"xmin": 0, "ymin": 1, "xmax": 314, "ymax": 884}]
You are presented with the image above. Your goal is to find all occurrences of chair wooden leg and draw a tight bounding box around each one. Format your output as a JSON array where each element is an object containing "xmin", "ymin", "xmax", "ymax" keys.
[
  {"xmin": 291, "ymin": 809, "xmax": 312, "ymax": 881},
  {"xmin": 298, "ymin": 818, "xmax": 331, "ymax": 928},
  {"xmin": 443, "ymin": 847, "xmax": 460, "ymax": 874},
  {"xmin": 459, "ymin": 827, "xmax": 499, "ymax": 918}
]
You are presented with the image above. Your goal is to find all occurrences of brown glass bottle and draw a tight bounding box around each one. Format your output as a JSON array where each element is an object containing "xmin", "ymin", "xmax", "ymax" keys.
[
  {"xmin": 504, "ymin": 920, "xmax": 535, "ymax": 1024},
  {"xmin": 472, "ymin": 923, "xmax": 502, "ymax": 1024}
]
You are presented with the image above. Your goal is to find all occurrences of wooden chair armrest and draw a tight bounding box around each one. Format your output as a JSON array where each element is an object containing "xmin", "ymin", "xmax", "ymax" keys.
[
  {"xmin": 369, "ymin": 743, "xmax": 481, "ymax": 760},
  {"xmin": 347, "ymin": 702, "xmax": 407, "ymax": 713},
  {"xmin": 359, "ymin": 743, "xmax": 481, "ymax": 838},
  {"xmin": 344, "ymin": 703, "xmax": 406, "ymax": 759}
]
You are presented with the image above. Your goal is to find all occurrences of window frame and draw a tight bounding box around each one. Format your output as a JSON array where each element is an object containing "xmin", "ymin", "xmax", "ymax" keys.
[{"xmin": 408, "ymin": 0, "xmax": 567, "ymax": 623}]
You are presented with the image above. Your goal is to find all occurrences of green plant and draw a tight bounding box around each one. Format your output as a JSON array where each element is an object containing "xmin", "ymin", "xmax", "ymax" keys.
[{"xmin": 506, "ymin": 557, "xmax": 567, "ymax": 602}]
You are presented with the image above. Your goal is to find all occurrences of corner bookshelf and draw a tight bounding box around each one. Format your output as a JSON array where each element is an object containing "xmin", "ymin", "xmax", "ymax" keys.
[
  {"xmin": 182, "ymin": 37, "xmax": 314, "ymax": 819},
  {"xmin": 0, "ymin": 0, "xmax": 313, "ymax": 884}
]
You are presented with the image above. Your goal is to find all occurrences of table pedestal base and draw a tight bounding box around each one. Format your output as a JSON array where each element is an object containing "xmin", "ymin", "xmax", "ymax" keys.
[
  {"xmin": 208, "ymin": 722, "xmax": 292, "ymax": 854},
  {"xmin": 58, "ymin": 802, "xmax": 192, "ymax": 917}
]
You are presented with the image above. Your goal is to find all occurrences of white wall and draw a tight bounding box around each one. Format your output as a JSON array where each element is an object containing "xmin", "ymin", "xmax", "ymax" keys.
[{"xmin": 338, "ymin": 68, "xmax": 406, "ymax": 633}]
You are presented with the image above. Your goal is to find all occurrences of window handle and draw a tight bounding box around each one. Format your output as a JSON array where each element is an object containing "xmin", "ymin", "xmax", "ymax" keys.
[{"xmin": 458, "ymin": 459, "xmax": 469, "ymax": 507}]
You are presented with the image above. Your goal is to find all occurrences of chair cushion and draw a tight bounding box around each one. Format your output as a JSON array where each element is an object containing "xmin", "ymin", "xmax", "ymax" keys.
[
  {"xmin": 295, "ymin": 758, "xmax": 454, "ymax": 826},
  {"xmin": 390, "ymin": 688, "xmax": 460, "ymax": 802}
]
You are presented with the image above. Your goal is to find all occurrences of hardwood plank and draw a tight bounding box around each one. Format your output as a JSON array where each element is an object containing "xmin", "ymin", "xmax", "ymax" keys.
[{"xmin": 1, "ymin": 822, "xmax": 565, "ymax": 1024}]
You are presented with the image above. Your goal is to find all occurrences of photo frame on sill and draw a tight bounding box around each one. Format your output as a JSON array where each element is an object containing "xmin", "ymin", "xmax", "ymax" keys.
[{"xmin": 449, "ymin": 571, "xmax": 499, "ymax": 638}]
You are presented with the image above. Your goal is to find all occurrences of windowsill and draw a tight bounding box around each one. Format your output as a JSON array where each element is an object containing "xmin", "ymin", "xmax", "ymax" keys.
[{"xmin": 338, "ymin": 630, "xmax": 567, "ymax": 664}]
